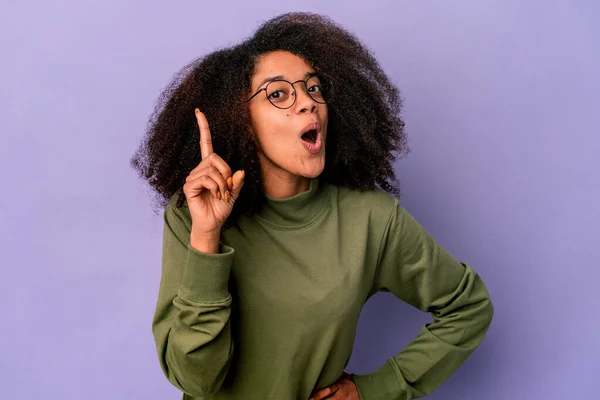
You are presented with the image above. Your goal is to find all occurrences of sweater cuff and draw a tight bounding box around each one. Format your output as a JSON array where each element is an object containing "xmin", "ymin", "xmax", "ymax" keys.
[
  {"xmin": 351, "ymin": 359, "xmax": 406, "ymax": 400},
  {"xmin": 178, "ymin": 243, "xmax": 235, "ymax": 302}
]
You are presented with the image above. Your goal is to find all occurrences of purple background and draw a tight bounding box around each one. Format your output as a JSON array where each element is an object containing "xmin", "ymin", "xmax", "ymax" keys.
[{"xmin": 2, "ymin": 1, "xmax": 599, "ymax": 399}]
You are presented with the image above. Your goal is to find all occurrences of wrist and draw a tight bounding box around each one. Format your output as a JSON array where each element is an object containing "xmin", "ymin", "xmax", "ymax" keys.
[{"xmin": 190, "ymin": 230, "xmax": 221, "ymax": 254}]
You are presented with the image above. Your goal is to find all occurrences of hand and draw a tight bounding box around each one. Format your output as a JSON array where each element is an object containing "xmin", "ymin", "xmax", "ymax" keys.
[
  {"xmin": 183, "ymin": 109, "xmax": 245, "ymax": 238},
  {"xmin": 309, "ymin": 372, "xmax": 360, "ymax": 400}
]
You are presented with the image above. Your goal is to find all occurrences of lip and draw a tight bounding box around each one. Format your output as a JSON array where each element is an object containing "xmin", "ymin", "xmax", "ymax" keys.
[
  {"xmin": 299, "ymin": 121, "xmax": 323, "ymax": 154},
  {"xmin": 299, "ymin": 121, "xmax": 321, "ymax": 138}
]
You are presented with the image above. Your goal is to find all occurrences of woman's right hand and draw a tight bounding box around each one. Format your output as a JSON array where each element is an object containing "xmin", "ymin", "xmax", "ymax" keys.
[{"xmin": 183, "ymin": 109, "xmax": 245, "ymax": 241}]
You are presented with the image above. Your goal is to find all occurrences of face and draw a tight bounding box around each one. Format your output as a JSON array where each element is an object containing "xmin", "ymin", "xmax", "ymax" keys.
[{"xmin": 248, "ymin": 51, "xmax": 329, "ymax": 182}]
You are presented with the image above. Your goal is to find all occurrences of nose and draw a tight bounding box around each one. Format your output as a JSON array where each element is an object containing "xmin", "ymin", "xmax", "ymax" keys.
[{"xmin": 293, "ymin": 83, "xmax": 317, "ymax": 114}]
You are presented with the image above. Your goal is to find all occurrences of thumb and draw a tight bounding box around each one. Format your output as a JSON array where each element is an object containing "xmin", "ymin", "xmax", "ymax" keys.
[{"xmin": 230, "ymin": 170, "xmax": 245, "ymax": 199}]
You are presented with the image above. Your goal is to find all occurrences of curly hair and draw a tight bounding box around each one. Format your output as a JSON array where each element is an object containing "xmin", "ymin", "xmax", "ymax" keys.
[{"xmin": 130, "ymin": 11, "xmax": 409, "ymax": 229}]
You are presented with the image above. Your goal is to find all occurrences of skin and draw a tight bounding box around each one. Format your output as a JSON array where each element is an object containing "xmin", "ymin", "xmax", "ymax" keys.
[
  {"xmin": 248, "ymin": 50, "xmax": 329, "ymax": 199},
  {"xmin": 309, "ymin": 372, "xmax": 359, "ymax": 400},
  {"xmin": 185, "ymin": 109, "xmax": 245, "ymax": 253}
]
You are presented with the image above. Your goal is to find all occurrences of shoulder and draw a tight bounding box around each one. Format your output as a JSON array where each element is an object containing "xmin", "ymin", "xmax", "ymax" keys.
[
  {"xmin": 331, "ymin": 183, "xmax": 398, "ymax": 226},
  {"xmin": 335, "ymin": 183, "xmax": 398, "ymax": 209}
]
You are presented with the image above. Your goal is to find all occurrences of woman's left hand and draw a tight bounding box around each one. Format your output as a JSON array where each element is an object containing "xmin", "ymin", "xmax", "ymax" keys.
[{"xmin": 309, "ymin": 372, "xmax": 360, "ymax": 400}]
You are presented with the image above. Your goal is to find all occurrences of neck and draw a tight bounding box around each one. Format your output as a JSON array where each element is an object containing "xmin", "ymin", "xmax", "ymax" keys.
[{"xmin": 261, "ymin": 169, "xmax": 311, "ymax": 199}]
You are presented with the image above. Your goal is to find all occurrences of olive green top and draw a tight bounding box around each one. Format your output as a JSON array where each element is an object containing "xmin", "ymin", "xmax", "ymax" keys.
[{"xmin": 152, "ymin": 178, "xmax": 493, "ymax": 399}]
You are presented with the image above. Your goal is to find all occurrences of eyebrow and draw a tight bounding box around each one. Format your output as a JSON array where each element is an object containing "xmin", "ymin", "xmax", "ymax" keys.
[{"xmin": 256, "ymin": 72, "xmax": 318, "ymax": 90}]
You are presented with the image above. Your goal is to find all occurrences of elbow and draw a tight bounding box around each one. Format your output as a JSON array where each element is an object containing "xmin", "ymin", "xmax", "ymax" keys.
[
  {"xmin": 163, "ymin": 357, "xmax": 232, "ymax": 397},
  {"xmin": 159, "ymin": 343, "xmax": 233, "ymax": 397},
  {"xmin": 180, "ymin": 383, "xmax": 223, "ymax": 398},
  {"xmin": 470, "ymin": 271, "xmax": 494, "ymax": 333},
  {"xmin": 461, "ymin": 281, "xmax": 495, "ymax": 343},
  {"xmin": 479, "ymin": 277, "xmax": 494, "ymax": 327},
  {"xmin": 472, "ymin": 289, "xmax": 494, "ymax": 342},
  {"xmin": 481, "ymin": 295, "xmax": 494, "ymax": 330}
]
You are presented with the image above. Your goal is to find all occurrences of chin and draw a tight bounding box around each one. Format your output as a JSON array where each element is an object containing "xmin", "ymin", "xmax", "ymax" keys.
[
  {"xmin": 300, "ymin": 163, "xmax": 325, "ymax": 178},
  {"xmin": 302, "ymin": 171, "xmax": 322, "ymax": 179}
]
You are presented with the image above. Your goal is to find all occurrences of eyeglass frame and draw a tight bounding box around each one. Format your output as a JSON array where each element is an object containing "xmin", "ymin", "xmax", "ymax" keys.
[{"xmin": 246, "ymin": 74, "xmax": 332, "ymax": 109}]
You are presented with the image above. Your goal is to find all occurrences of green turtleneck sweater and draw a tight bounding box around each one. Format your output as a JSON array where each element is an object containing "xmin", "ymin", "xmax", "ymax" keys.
[{"xmin": 152, "ymin": 178, "xmax": 493, "ymax": 400}]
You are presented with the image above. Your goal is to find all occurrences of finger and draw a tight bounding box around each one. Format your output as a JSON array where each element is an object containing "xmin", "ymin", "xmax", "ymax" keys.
[
  {"xmin": 187, "ymin": 165, "xmax": 230, "ymax": 200},
  {"xmin": 183, "ymin": 175, "xmax": 220, "ymax": 200},
  {"xmin": 229, "ymin": 170, "xmax": 245, "ymax": 200},
  {"xmin": 329, "ymin": 391, "xmax": 344, "ymax": 399},
  {"xmin": 204, "ymin": 153, "xmax": 233, "ymax": 190},
  {"xmin": 310, "ymin": 385, "xmax": 338, "ymax": 400},
  {"xmin": 188, "ymin": 153, "xmax": 232, "ymax": 192},
  {"xmin": 185, "ymin": 175, "xmax": 219, "ymax": 200},
  {"xmin": 195, "ymin": 108, "xmax": 213, "ymax": 160}
]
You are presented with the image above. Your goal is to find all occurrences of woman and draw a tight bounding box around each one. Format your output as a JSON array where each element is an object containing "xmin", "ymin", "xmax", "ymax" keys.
[{"xmin": 131, "ymin": 12, "xmax": 493, "ymax": 400}]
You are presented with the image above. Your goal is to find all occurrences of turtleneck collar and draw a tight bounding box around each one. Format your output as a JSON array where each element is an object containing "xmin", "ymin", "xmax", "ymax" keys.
[{"xmin": 254, "ymin": 177, "xmax": 330, "ymax": 229}]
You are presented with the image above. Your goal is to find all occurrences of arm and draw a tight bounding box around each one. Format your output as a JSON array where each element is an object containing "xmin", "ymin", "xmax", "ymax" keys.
[
  {"xmin": 152, "ymin": 202, "xmax": 234, "ymax": 397},
  {"xmin": 351, "ymin": 200, "xmax": 494, "ymax": 400}
]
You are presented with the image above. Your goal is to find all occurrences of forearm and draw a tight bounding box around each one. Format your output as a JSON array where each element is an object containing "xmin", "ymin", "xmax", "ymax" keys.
[
  {"xmin": 155, "ymin": 204, "xmax": 236, "ymax": 396},
  {"xmin": 159, "ymin": 292, "xmax": 234, "ymax": 396},
  {"xmin": 352, "ymin": 266, "xmax": 493, "ymax": 400},
  {"xmin": 394, "ymin": 265, "xmax": 493, "ymax": 397},
  {"xmin": 154, "ymin": 245, "xmax": 236, "ymax": 396},
  {"xmin": 352, "ymin": 201, "xmax": 494, "ymax": 399}
]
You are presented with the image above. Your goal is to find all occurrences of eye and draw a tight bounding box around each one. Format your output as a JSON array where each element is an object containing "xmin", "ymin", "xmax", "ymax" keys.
[
  {"xmin": 266, "ymin": 81, "xmax": 292, "ymax": 103},
  {"xmin": 268, "ymin": 90, "xmax": 285, "ymax": 100},
  {"xmin": 308, "ymin": 84, "xmax": 322, "ymax": 93}
]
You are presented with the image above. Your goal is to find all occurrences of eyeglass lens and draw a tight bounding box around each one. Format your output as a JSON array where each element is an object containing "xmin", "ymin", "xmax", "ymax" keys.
[{"xmin": 266, "ymin": 76, "xmax": 327, "ymax": 109}]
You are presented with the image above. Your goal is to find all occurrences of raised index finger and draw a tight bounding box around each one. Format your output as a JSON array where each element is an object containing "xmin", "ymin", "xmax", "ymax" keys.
[{"xmin": 195, "ymin": 108, "xmax": 213, "ymax": 160}]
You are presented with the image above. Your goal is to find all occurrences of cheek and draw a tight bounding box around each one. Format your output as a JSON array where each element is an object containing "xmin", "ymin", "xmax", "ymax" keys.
[
  {"xmin": 321, "ymin": 104, "xmax": 328, "ymax": 118},
  {"xmin": 250, "ymin": 106, "xmax": 291, "ymax": 145}
]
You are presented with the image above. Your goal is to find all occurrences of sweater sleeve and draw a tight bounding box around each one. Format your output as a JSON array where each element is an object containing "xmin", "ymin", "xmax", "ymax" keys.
[
  {"xmin": 151, "ymin": 202, "xmax": 235, "ymax": 397},
  {"xmin": 351, "ymin": 200, "xmax": 494, "ymax": 400}
]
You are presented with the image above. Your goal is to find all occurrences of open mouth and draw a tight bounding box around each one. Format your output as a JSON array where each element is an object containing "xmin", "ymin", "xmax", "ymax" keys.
[{"xmin": 301, "ymin": 129, "xmax": 318, "ymax": 144}]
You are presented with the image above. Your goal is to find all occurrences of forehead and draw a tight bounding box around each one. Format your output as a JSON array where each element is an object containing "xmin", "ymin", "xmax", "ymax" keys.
[{"xmin": 252, "ymin": 51, "xmax": 315, "ymax": 81}]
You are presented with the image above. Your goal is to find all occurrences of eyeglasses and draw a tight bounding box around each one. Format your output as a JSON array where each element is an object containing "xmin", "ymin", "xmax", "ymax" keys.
[{"xmin": 247, "ymin": 75, "xmax": 332, "ymax": 109}]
